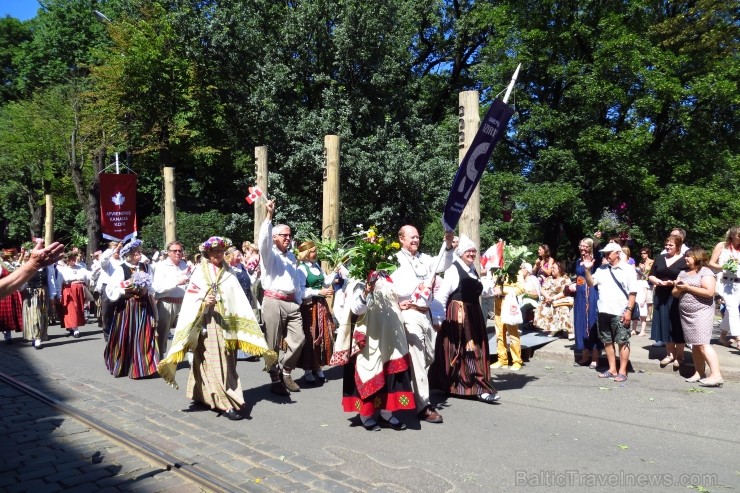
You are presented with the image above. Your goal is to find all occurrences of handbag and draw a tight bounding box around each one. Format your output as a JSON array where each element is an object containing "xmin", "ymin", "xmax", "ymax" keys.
[
  {"xmin": 552, "ymin": 297, "xmax": 574, "ymax": 308},
  {"xmin": 608, "ymin": 267, "xmax": 639, "ymax": 318},
  {"xmin": 501, "ymin": 292, "xmax": 523, "ymax": 325}
]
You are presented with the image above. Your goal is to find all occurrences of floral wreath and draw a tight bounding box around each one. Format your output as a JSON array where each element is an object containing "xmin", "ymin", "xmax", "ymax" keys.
[
  {"xmin": 199, "ymin": 236, "xmax": 232, "ymax": 253},
  {"xmin": 121, "ymin": 239, "xmax": 143, "ymax": 257}
]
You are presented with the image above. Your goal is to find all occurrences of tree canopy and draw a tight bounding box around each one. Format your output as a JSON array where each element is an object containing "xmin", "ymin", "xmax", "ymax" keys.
[{"xmin": 0, "ymin": 0, "xmax": 737, "ymax": 262}]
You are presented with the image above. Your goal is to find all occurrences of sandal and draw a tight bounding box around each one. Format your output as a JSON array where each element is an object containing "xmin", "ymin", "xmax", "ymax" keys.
[
  {"xmin": 598, "ymin": 371, "xmax": 616, "ymax": 379},
  {"xmin": 613, "ymin": 373, "xmax": 628, "ymax": 383},
  {"xmin": 659, "ymin": 355, "xmax": 675, "ymax": 367},
  {"xmin": 477, "ymin": 393, "xmax": 501, "ymax": 404}
]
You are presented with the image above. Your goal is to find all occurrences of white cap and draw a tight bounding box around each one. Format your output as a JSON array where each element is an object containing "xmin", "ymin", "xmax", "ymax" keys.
[
  {"xmin": 600, "ymin": 242, "xmax": 622, "ymax": 254},
  {"xmin": 455, "ymin": 234, "xmax": 477, "ymax": 257}
]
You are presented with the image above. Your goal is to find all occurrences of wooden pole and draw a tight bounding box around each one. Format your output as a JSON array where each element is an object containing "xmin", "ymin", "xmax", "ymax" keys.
[
  {"xmin": 458, "ymin": 90, "xmax": 481, "ymax": 269},
  {"xmin": 254, "ymin": 146, "xmax": 268, "ymax": 243},
  {"xmin": 163, "ymin": 167, "xmax": 176, "ymax": 245},
  {"xmin": 44, "ymin": 194, "xmax": 54, "ymax": 245},
  {"xmin": 322, "ymin": 135, "xmax": 340, "ymax": 241}
]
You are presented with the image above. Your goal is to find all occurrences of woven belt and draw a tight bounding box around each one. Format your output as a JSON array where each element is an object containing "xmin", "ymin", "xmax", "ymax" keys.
[
  {"xmin": 264, "ymin": 290, "xmax": 296, "ymax": 302},
  {"xmin": 159, "ymin": 296, "xmax": 183, "ymax": 304},
  {"xmin": 404, "ymin": 304, "xmax": 429, "ymax": 313},
  {"xmin": 63, "ymin": 281, "xmax": 84, "ymax": 286},
  {"xmin": 722, "ymin": 276, "xmax": 740, "ymax": 283}
]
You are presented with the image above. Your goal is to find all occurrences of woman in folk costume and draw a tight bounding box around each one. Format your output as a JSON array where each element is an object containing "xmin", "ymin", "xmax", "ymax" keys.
[
  {"xmin": 331, "ymin": 271, "xmax": 416, "ymax": 431},
  {"xmin": 157, "ymin": 237, "xmax": 276, "ymax": 421},
  {"xmin": 296, "ymin": 241, "xmax": 336, "ymax": 385},
  {"xmin": 56, "ymin": 251, "xmax": 91, "ymax": 338},
  {"xmin": 20, "ymin": 246, "xmax": 58, "ymax": 349},
  {"xmin": 0, "ymin": 258, "xmax": 24, "ymax": 345},
  {"xmin": 431, "ymin": 235, "xmax": 500, "ymax": 404},
  {"xmin": 104, "ymin": 240, "xmax": 159, "ymax": 379}
]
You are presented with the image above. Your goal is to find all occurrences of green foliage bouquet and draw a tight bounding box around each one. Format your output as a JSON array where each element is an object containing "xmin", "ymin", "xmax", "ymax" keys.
[
  {"xmin": 495, "ymin": 244, "xmax": 533, "ymax": 285},
  {"xmin": 722, "ymin": 258, "xmax": 738, "ymax": 274},
  {"xmin": 303, "ymin": 233, "xmax": 356, "ymax": 271},
  {"xmin": 347, "ymin": 226, "xmax": 400, "ymax": 282}
]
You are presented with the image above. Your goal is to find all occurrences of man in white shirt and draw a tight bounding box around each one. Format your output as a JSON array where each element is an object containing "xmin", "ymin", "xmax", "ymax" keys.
[
  {"xmin": 584, "ymin": 242, "xmax": 637, "ymax": 383},
  {"xmin": 258, "ymin": 200, "xmax": 305, "ymax": 396},
  {"xmin": 97, "ymin": 242, "xmax": 123, "ymax": 341},
  {"xmin": 152, "ymin": 241, "xmax": 189, "ymax": 358},
  {"xmin": 391, "ymin": 225, "xmax": 454, "ymax": 424}
]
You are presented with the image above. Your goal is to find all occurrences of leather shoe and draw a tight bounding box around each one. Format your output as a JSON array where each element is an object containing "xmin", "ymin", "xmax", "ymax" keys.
[
  {"xmin": 281, "ymin": 372, "xmax": 301, "ymax": 392},
  {"xmin": 223, "ymin": 408, "xmax": 244, "ymax": 421},
  {"xmin": 378, "ymin": 416, "xmax": 406, "ymax": 430},
  {"xmin": 270, "ymin": 381, "xmax": 290, "ymax": 396},
  {"xmin": 417, "ymin": 406, "xmax": 443, "ymax": 424}
]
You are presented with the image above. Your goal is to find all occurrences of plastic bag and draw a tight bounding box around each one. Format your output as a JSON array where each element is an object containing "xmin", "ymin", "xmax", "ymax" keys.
[{"xmin": 501, "ymin": 292, "xmax": 523, "ymax": 325}]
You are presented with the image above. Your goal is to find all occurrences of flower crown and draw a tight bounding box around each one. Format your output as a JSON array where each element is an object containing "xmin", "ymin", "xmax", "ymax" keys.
[
  {"xmin": 121, "ymin": 239, "xmax": 143, "ymax": 257},
  {"xmin": 199, "ymin": 236, "xmax": 232, "ymax": 253}
]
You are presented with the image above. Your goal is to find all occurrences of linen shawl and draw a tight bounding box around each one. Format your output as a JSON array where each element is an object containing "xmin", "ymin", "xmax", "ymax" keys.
[
  {"xmin": 330, "ymin": 278, "xmax": 410, "ymax": 400},
  {"xmin": 157, "ymin": 260, "xmax": 276, "ymax": 388}
]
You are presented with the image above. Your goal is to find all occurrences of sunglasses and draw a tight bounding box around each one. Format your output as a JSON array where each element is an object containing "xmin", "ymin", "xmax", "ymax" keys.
[{"xmin": 169, "ymin": 249, "xmax": 183, "ymax": 253}]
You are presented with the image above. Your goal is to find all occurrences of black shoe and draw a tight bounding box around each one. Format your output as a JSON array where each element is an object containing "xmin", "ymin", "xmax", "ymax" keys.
[
  {"xmin": 362, "ymin": 418, "xmax": 381, "ymax": 431},
  {"xmin": 313, "ymin": 371, "xmax": 328, "ymax": 384},
  {"xmin": 270, "ymin": 381, "xmax": 290, "ymax": 396},
  {"xmin": 378, "ymin": 416, "xmax": 406, "ymax": 430},
  {"xmin": 223, "ymin": 408, "xmax": 244, "ymax": 421}
]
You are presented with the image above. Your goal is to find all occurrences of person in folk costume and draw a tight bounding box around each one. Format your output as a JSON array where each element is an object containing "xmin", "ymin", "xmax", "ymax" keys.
[
  {"xmin": 157, "ymin": 237, "xmax": 276, "ymax": 421},
  {"xmin": 296, "ymin": 241, "xmax": 337, "ymax": 385},
  {"xmin": 431, "ymin": 235, "xmax": 501, "ymax": 404},
  {"xmin": 104, "ymin": 240, "xmax": 159, "ymax": 379},
  {"xmin": 1, "ymin": 253, "xmax": 24, "ymax": 345},
  {"xmin": 56, "ymin": 251, "xmax": 92, "ymax": 338},
  {"xmin": 330, "ymin": 272, "xmax": 416, "ymax": 431},
  {"xmin": 20, "ymin": 246, "xmax": 58, "ymax": 348}
]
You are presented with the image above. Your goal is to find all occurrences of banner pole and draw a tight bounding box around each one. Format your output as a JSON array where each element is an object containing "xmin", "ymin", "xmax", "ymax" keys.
[
  {"xmin": 502, "ymin": 63, "xmax": 521, "ymax": 105},
  {"xmin": 115, "ymin": 153, "xmax": 120, "ymax": 174}
]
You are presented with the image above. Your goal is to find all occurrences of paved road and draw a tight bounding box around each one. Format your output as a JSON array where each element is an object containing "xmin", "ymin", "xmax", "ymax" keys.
[{"xmin": 2, "ymin": 323, "xmax": 739, "ymax": 492}]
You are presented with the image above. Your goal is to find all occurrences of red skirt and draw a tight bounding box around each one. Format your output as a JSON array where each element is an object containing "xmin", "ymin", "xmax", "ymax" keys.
[
  {"xmin": 0, "ymin": 291, "xmax": 23, "ymax": 332},
  {"xmin": 61, "ymin": 284, "xmax": 86, "ymax": 328}
]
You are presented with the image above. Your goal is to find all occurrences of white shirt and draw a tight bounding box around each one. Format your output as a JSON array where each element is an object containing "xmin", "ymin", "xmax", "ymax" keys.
[
  {"xmin": 152, "ymin": 257, "xmax": 189, "ymax": 299},
  {"xmin": 297, "ymin": 262, "xmax": 336, "ymax": 299},
  {"xmin": 258, "ymin": 219, "xmax": 302, "ymax": 304},
  {"xmin": 432, "ymin": 258, "xmax": 494, "ymax": 325},
  {"xmin": 96, "ymin": 248, "xmax": 122, "ymax": 291},
  {"xmin": 590, "ymin": 262, "xmax": 637, "ymax": 316},
  {"xmin": 390, "ymin": 247, "xmax": 453, "ymax": 309},
  {"xmin": 57, "ymin": 264, "xmax": 91, "ymax": 284}
]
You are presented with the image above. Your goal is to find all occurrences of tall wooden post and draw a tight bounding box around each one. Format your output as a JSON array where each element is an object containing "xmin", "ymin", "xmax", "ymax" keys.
[
  {"xmin": 254, "ymin": 146, "xmax": 268, "ymax": 243},
  {"xmin": 458, "ymin": 91, "xmax": 481, "ymax": 269},
  {"xmin": 163, "ymin": 167, "xmax": 176, "ymax": 245},
  {"xmin": 322, "ymin": 135, "xmax": 340, "ymax": 242},
  {"xmin": 44, "ymin": 194, "xmax": 54, "ymax": 245}
]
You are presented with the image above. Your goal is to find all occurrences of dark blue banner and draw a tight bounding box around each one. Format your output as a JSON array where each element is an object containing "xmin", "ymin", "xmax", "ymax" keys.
[{"xmin": 442, "ymin": 98, "xmax": 515, "ymax": 231}]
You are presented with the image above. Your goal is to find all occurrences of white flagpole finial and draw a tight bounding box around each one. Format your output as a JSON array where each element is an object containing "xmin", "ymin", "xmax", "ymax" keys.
[{"xmin": 502, "ymin": 63, "xmax": 521, "ymax": 104}]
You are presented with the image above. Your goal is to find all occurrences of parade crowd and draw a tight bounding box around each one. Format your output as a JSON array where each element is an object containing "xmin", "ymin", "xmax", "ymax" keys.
[{"xmin": 1, "ymin": 209, "xmax": 738, "ymax": 428}]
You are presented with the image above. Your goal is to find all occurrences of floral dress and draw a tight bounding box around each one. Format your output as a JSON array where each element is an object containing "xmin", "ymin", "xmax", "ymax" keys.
[{"xmin": 534, "ymin": 276, "xmax": 573, "ymax": 334}]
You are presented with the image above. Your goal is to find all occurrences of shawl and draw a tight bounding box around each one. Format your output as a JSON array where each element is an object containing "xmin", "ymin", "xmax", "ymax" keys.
[
  {"xmin": 330, "ymin": 278, "xmax": 409, "ymax": 400},
  {"xmin": 157, "ymin": 260, "xmax": 276, "ymax": 388}
]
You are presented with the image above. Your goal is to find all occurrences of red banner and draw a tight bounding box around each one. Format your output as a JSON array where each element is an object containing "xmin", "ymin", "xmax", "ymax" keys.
[{"xmin": 99, "ymin": 173, "xmax": 138, "ymax": 242}]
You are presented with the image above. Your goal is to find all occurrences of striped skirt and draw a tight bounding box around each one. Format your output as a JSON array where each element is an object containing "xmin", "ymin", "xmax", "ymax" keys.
[
  {"xmin": 187, "ymin": 318, "xmax": 245, "ymax": 412},
  {"xmin": 299, "ymin": 297, "xmax": 336, "ymax": 370},
  {"xmin": 431, "ymin": 300, "xmax": 494, "ymax": 397},
  {"xmin": 104, "ymin": 297, "xmax": 159, "ymax": 379},
  {"xmin": 22, "ymin": 288, "xmax": 48, "ymax": 341}
]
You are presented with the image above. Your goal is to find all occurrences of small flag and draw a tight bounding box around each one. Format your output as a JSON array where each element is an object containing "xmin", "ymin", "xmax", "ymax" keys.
[
  {"xmin": 481, "ymin": 240, "xmax": 504, "ymax": 270},
  {"xmin": 245, "ymin": 186, "xmax": 264, "ymax": 205},
  {"xmin": 412, "ymin": 283, "xmax": 431, "ymax": 302}
]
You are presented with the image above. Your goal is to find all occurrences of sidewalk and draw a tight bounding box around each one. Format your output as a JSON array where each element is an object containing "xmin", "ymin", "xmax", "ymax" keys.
[{"xmin": 515, "ymin": 322, "xmax": 740, "ymax": 382}]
